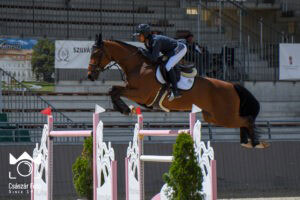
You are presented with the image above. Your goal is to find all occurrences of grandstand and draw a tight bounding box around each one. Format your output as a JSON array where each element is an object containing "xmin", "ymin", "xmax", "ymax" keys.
[
  {"xmin": 1, "ymin": 0, "xmax": 299, "ymax": 82},
  {"xmin": 1, "ymin": 0, "xmax": 300, "ymax": 199}
]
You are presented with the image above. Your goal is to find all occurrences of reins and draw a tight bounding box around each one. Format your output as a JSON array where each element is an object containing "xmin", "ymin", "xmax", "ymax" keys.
[{"xmin": 91, "ymin": 46, "xmax": 139, "ymax": 81}]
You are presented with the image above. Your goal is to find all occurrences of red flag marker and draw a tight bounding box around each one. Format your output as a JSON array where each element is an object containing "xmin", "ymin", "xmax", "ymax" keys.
[
  {"xmin": 41, "ymin": 107, "xmax": 52, "ymax": 116},
  {"xmin": 136, "ymin": 106, "xmax": 141, "ymax": 115}
]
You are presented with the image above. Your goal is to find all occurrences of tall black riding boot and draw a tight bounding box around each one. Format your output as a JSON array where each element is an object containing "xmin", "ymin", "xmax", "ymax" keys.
[{"xmin": 167, "ymin": 68, "xmax": 182, "ymax": 101}]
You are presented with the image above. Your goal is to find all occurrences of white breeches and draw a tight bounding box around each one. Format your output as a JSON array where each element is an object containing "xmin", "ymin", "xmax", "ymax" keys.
[{"xmin": 165, "ymin": 43, "xmax": 187, "ymax": 71}]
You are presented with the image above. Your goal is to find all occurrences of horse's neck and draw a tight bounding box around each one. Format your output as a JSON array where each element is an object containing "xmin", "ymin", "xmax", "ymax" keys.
[{"xmin": 107, "ymin": 42, "xmax": 143, "ymax": 74}]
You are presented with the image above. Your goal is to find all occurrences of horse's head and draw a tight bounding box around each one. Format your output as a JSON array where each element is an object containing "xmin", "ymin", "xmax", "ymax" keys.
[{"xmin": 87, "ymin": 34, "xmax": 111, "ymax": 81}]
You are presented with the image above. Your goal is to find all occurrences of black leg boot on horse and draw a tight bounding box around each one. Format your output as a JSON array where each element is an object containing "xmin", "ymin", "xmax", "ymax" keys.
[
  {"xmin": 167, "ymin": 68, "xmax": 182, "ymax": 101},
  {"xmin": 240, "ymin": 127, "xmax": 250, "ymax": 147},
  {"xmin": 240, "ymin": 126, "xmax": 262, "ymax": 149}
]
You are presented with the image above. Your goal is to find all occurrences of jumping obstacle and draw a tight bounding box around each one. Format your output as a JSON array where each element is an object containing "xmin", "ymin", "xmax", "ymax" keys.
[
  {"xmin": 125, "ymin": 106, "xmax": 217, "ymax": 200},
  {"xmin": 30, "ymin": 105, "xmax": 117, "ymax": 200}
]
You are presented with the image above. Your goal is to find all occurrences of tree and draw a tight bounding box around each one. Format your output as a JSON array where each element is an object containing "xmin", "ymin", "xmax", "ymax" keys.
[
  {"xmin": 31, "ymin": 39, "xmax": 55, "ymax": 82},
  {"xmin": 163, "ymin": 133, "xmax": 203, "ymax": 200}
]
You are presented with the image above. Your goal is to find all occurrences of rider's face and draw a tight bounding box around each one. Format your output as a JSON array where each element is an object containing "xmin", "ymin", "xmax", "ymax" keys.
[{"xmin": 138, "ymin": 34, "xmax": 145, "ymax": 42}]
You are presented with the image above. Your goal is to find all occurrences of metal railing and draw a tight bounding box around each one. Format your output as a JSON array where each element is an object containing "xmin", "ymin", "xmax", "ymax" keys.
[
  {"xmin": 0, "ymin": 68, "xmax": 73, "ymax": 124},
  {"xmin": 184, "ymin": 0, "xmax": 282, "ymax": 80},
  {"xmin": 1, "ymin": 119, "xmax": 300, "ymax": 144},
  {"xmin": 224, "ymin": 0, "xmax": 293, "ymax": 43}
]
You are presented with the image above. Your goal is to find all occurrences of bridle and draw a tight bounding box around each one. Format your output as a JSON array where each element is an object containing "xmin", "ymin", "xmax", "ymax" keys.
[
  {"xmin": 88, "ymin": 44, "xmax": 139, "ymax": 81},
  {"xmin": 88, "ymin": 45, "xmax": 111, "ymax": 73}
]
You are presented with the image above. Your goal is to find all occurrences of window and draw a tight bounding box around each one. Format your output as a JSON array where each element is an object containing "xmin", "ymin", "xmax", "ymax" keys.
[{"xmin": 186, "ymin": 7, "xmax": 198, "ymax": 15}]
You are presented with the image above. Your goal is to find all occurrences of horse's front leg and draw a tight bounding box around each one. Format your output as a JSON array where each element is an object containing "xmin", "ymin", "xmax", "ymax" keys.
[{"xmin": 109, "ymin": 86, "xmax": 144, "ymax": 115}]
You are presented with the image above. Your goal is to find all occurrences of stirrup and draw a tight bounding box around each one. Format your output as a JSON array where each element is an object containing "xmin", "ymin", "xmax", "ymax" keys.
[{"xmin": 168, "ymin": 91, "xmax": 182, "ymax": 101}]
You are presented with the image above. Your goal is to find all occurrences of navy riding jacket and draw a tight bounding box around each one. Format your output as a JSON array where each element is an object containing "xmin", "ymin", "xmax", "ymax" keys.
[{"xmin": 141, "ymin": 34, "xmax": 179, "ymax": 62}]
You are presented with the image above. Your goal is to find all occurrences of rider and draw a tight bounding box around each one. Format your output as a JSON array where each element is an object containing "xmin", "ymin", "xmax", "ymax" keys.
[{"xmin": 133, "ymin": 24, "xmax": 187, "ymax": 101}]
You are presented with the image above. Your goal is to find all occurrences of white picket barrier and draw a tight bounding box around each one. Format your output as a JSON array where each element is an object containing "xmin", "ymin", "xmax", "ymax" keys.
[
  {"xmin": 125, "ymin": 107, "xmax": 217, "ymax": 200},
  {"xmin": 31, "ymin": 105, "xmax": 117, "ymax": 200}
]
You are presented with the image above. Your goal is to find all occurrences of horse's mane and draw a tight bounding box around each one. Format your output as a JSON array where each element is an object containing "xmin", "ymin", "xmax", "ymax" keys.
[
  {"xmin": 110, "ymin": 40, "xmax": 138, "ymax": 51},
  {"xmin": 109, "ymin": 40, "xmax": 154, "ymax": 65}
]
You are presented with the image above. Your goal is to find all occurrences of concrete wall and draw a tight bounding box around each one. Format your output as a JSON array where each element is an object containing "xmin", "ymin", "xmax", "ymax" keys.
[{"xmin": 244, "ymin": 81, "xmax": 300, "ymax": 120}]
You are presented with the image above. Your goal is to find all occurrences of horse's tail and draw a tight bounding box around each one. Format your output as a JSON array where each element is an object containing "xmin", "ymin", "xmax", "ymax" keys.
[{"xmin": 233, "ymin": 83, "xmax": 260, "ymax": 121}]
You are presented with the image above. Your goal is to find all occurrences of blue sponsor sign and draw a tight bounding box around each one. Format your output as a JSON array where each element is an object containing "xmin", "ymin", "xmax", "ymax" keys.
[{"xmin": 0, "ymin": 38, "xmax": 37, "ymax": 50}]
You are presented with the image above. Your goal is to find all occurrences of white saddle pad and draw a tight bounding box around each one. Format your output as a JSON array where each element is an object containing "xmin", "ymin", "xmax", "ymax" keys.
[{"xmin": 156, "ymin": 67, "xmax": 195, "ymax": 90}]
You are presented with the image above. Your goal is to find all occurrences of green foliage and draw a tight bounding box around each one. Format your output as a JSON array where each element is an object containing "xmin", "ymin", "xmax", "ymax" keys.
[
  {"xmin": 72, "ymin": 136, "xmax": 93, "ymax": 200},
  {"xmin": 163, "ymin": 133, "xmax": 203, "ymax": 200},
  {"xmin": 31, "ymin": 39, "xmax": 55, "ymax": 82}
]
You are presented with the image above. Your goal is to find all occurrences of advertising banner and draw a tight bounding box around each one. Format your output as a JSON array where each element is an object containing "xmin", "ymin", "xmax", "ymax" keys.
[
  {"xmin": 0, "ymin": 38, "xmax": 37, "ymax": 81},
  {"xmin": 55, "ymin": 40, "xmax": 94, "ymax": 69},
  {"xmin": 280, "ymin": 43, "xmax": 300, "ymax": 80},
  {"xmin": 55, "ymin": 40, "xmax": 144, "ymax": 69}
]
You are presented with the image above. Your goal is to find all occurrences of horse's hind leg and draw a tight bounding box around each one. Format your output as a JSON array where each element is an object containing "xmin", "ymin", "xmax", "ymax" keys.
[
  {"xmin": 236, "ymin": 116, "xmax": 257, "ymax": 148},
  {"xmin": 240, "ymin": 127, "xmax": 250, "ymax": 144},
  {"xmin": 247, "ymin": 117, "xmax": 260, "ymax": 147},
  {"xmin": 240, "ymin": 116, "xmax": 270, "ymax": 149}
]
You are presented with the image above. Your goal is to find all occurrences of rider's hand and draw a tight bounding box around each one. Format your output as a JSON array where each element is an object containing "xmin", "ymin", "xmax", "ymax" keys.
[
  {"xmin": 138, "ymin": 47, "xmax": 147, "ymax": 57},
  {"xmin": 138, "ymin": 47, "xmax": 145, "ymax": 52},
  {"xmin": 157, "ymin": 55, "xmax": 168, "ymax": 64},
  {"xmin": 162, "ymin": 56, "xmax": 168, "ymax": 61}
]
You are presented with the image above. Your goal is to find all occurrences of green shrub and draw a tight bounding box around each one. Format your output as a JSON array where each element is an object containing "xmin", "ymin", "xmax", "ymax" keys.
[
  {"xmin": 163, "ymin": 133, "xmax": 203, "ymax": 200},
  {"xmin": 72, "ymin": 136, "xmax": 93, "ymax": 200}
]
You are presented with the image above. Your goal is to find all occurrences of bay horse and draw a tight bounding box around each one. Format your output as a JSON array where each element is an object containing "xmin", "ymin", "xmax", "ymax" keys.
[{"xmin": 87, "ymin": 34, "xmax": 269, "ymax": 149}]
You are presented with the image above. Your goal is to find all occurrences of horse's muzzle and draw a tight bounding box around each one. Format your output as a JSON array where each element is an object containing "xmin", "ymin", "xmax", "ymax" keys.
[
  {"xmin": 87, "ymin": 72, "xmax": 95, "ymax": 81},
  {"xmin": 87, "ymin": 75, "xmax": 94, "ymax": 81}
]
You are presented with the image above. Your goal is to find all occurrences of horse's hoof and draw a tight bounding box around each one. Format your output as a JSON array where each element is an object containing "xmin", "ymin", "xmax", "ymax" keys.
[
  {"xmin": 241, "ymin": 142, "xmax": 253, "ymax": 149},
  {"xmin": 123, "ymin": 110, "xmax": 130, "ymax": 116},
  {"xmin": 255, "ymin": 141, "xmax": 270, "ymax": 149},
  {"xmin": 129, "ymin": 105, "xmax": 136, "ymax": 115}
]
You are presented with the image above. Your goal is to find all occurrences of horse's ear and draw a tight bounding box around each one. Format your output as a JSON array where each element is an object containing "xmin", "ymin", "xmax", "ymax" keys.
[{"xmin": 96, "ymin": 33, "xmax": 103, "ymax": 47}]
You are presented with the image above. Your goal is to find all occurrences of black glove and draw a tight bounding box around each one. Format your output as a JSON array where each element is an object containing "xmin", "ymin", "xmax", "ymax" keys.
[
  {"xmin": 138, "ymin": 47, "xmax": 148, "ymax": 57},
  {"xmin": 158, "ymin": 56, "xmax": 164, "ymax": 64},
  {"xmin": 162, "ymin": 55, "xmax": 168, "ymax": 61}
]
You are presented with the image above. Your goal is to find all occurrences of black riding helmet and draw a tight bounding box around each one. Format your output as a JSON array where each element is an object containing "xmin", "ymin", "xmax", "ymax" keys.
[{"xmin": 133, "ymin": 24, "xmax": 151, "ymax": 38}]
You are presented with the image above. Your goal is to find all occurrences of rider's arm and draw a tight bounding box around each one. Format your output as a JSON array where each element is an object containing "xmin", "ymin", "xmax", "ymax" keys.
[{"xmin": 143, "ymin": 39, "xmax": 160, "ymax": 62}]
